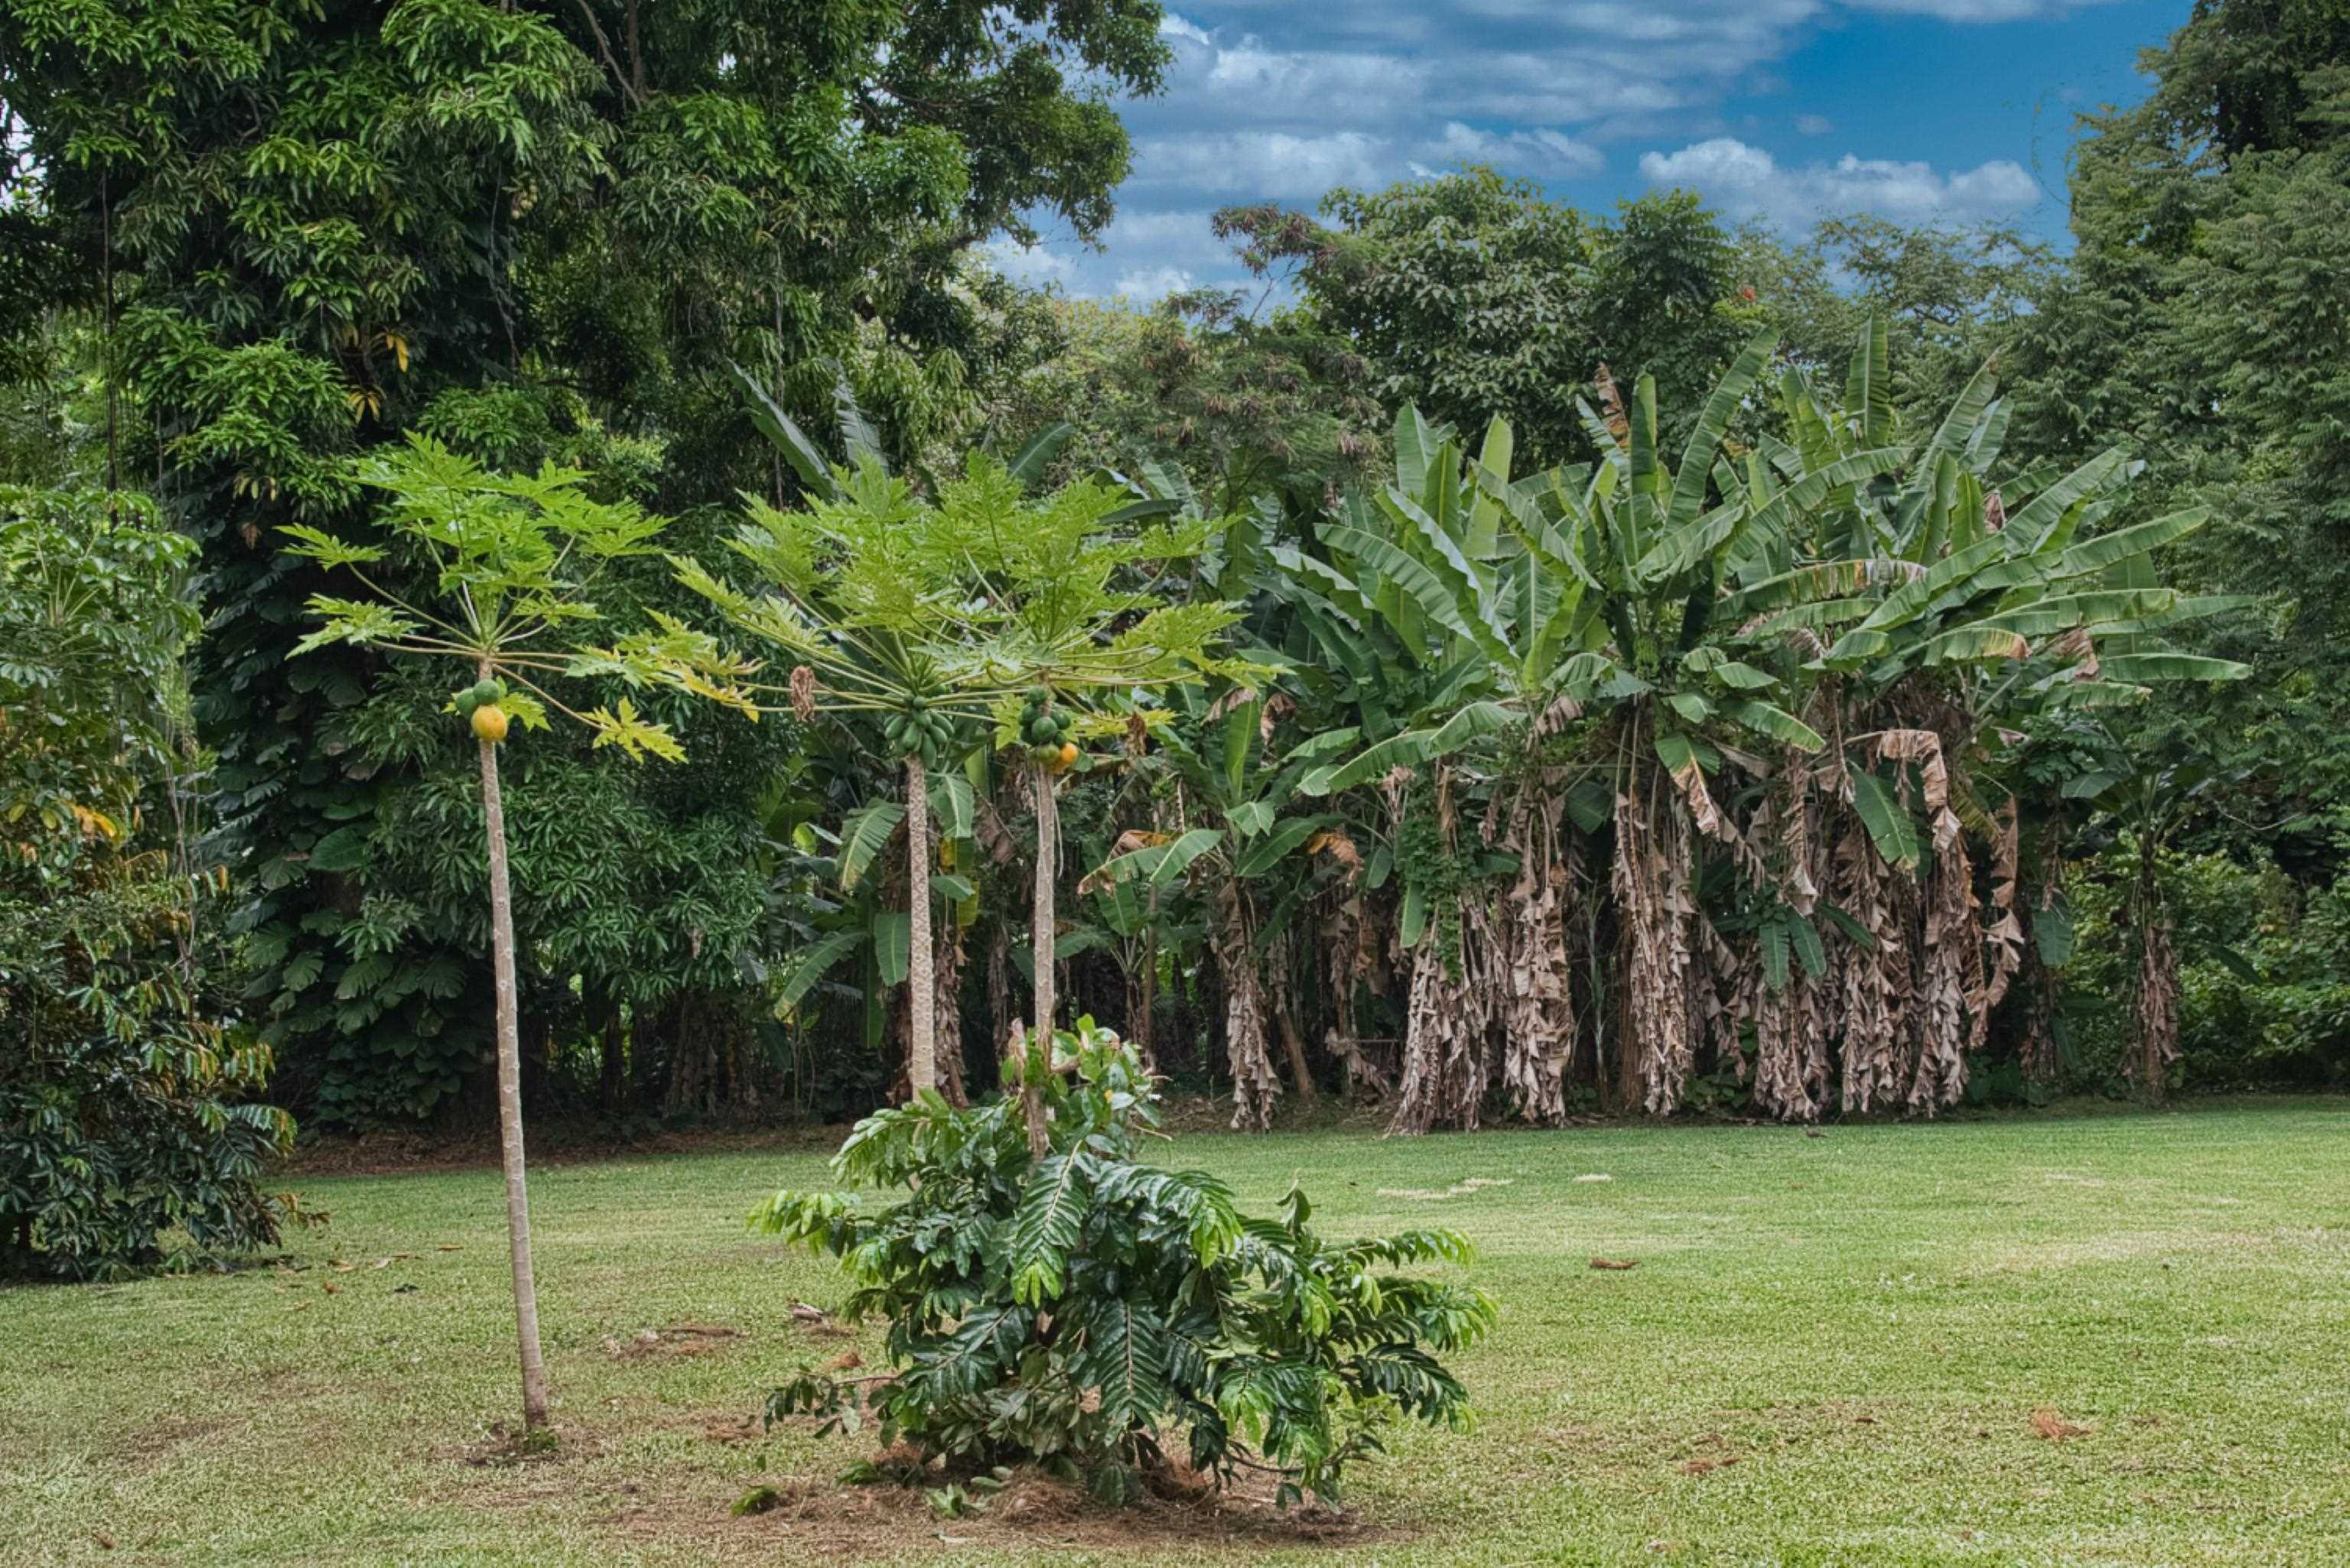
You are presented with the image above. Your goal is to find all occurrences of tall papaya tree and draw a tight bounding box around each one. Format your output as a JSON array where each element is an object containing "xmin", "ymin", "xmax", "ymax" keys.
[
  {"xmin": 661, "ymin": 454, "xmax": 1012, "ymax": 1100},
  {"xmin": 285, "ymin": 435, "xmax": 682, "ymax": 1436},
  {"xmin": 939, "ymin": 459, "xmax": 1247, "ymax": 1071},
  {"xmin": 653, "ymin": 438, "xmax": 1243, "ymax": 1103}
]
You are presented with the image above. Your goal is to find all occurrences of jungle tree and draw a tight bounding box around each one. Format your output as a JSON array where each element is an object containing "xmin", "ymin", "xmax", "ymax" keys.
[
  {"xmin": 0, "ymin": 0, "xmax": 1168, "ymax": 1126},
  {"xmin": 2, "ymin": 485, "xmax": 293, "ymax": 1279},
  {"xmin": 285, "ymin": 435, "xmax": 682, "ymax": 1434}
]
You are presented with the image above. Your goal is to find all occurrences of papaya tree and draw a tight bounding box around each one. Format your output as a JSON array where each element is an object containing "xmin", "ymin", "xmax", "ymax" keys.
[
  {"xmin": 284, "ymin": 435, "xmax": 682, "ymax": 1436},
  {"xmin": 662, "ymin": 451, "xmax": 1014, "ymax": 1099},
  {"xmin": 935, "ymin": 458, "xmax": 1246, "ymax": 1072}
]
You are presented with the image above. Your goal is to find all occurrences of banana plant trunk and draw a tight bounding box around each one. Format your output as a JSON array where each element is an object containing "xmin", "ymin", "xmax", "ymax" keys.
[
  {"xmin": 477, "ymin": 724, "xmax": 549, "ymax": 1434},
  {"xmin": 905, "ymin": 752, "xmax": 934, "ymax": 1096}
]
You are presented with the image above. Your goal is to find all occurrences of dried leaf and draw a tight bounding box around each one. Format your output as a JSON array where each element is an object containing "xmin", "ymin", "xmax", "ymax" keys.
[{"xmin": 2029, "ymin": 1408, "xmax": 2091, "ymax": 1441}]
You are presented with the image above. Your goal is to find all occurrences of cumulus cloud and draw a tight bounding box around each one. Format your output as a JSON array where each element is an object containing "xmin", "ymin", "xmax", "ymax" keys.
[
  {"xmin": 1843, "ymin": 0, "xmax": 2097, "ymax": 19},
  {"xmin": 1111, "ymin": 266, "xmax": 1199, "ymax": 301},
  {"xmin": 1638, "ymin": 136, "xmax": 2042, "ymax": 226},
  {"xmin": 978, "ymin": 240, "xmax": 1076, "ymax": 290},
  {"xmin": 1131, "ymin": 131, "xmax": 1391, "ymax": 200}
]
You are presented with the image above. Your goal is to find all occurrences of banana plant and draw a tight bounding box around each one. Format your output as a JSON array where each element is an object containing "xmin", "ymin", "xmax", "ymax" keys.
[
  {"xmin": 1286, "ymin": 321, "xmax": 2248, "ymax": 1124},
  {"xmin": 1079, "ymin": 686, "xmax": 1359, "ymax": 1128}
]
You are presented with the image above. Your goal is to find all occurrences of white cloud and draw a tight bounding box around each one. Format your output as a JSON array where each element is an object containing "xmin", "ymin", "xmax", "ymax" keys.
[
  {"xmin": 1413, "ymin": 122, "xmax": 1604, "ymax": 178},
  {"xmin": 1157, "ymin": 12, "xmax": 1212, "ymax": 50},
  {"xmin": 1843, "ymin": 0, "xmax": 2099, "ymax": 19},
  {"xmin": 1639, "ymin": 136, "xmax": 2042, "ymax": 227},
  {"xmin": 1132, "ymin": 131, "xmax": 1390, "ymax": 200},
  {"xmin": 978, "ymin": 239, "xmax": 1076, "ymax": 290},
  {"xmin": 1004, "ymin": 2, "xmax": 2089, "ymax": 294},
  {"xmin": 1110, "ymin": 266, "xmax": 1199, "ymax": 301}
]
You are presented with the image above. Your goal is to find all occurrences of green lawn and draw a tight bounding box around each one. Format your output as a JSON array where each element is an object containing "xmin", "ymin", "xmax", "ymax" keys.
[{"xmin": 5, "ymin": 1101, "xmax": 2348, "ymax": 1567}]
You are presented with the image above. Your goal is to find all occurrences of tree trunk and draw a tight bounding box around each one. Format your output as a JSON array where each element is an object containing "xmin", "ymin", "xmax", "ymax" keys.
[
  {"xmin": 598, "ymin": 1004, "xmax": 625, "ymax": 1114},
  {"xmin": 1128, "ymin": 929, "xmax": 1157, "ymax": 1073},
  {"xmin": 1274, "ymin": 996, "xmax": 1317, "ymax": 1104},
  {"xmin": 1268, "ymin": 935, "xmax": 1317, "ymax": 1104},
  {"xmin": 1030, "ymin": 762, "xmax": 1058, "ymax": 1045},
  {"xmin": 905, "ymin": 753, "xmax": 935, "ymax": 1096},
  {"xmin": 478, "ymin": 729, "xmax": 549, "ymax": 1435},
  {"xmin": 986, "ymin": 922, "xmax": 1011, "ymax": 1084}
]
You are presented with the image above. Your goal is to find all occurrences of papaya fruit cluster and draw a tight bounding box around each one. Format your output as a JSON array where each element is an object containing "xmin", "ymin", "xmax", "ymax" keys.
[
  {"xmin": 452, "ymin": 678, "xmax": 509, "ymax": 743},
  {"xmin": 1018, "ymin": 687, "xmax": 1080, "ymax": 774},
  {"xmin": 883, "ymin": 696, "xmax": 955, "ymax": 759}
]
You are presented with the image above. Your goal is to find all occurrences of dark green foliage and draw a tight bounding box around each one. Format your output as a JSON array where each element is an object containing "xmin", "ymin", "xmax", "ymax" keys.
[
  {"xmin": 1, "ymin": 486, "xmax": 291, "ymax": 1279},
  {"xmin": 751, "ymin": 1023, "xmax": 1494, "ymax": 1507},
  {"xmin": 1744, "ymin": 216, "xmax": 2054, "ymax": 419},
  {"xmin": 0, "ymin": 0, "xmax": 1165, "ymax": 1126},
  {"xmin": 1218, "ymin": 174, "xmax": 1753, "ymax": 468}
]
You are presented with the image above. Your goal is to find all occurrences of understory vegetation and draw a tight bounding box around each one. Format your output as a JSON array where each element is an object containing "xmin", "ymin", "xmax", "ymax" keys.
[{"xmin": 753, "ymin": 1025, "xmax": 1495, "ymax": 1508}]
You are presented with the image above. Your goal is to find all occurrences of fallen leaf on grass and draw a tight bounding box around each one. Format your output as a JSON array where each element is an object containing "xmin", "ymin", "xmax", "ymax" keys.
[
  {"xmin": 436, "ymin": 1244, "xmax": 463, "ymax": 1252},
  {"xmin": 1589, "ymin": 1257, "xmax": 1639, "ymax": 1271},
  {"xmin": 731, "ymin": 1484, "xmax": 782, "ymax": 1518},
  {"xmin": 321, "ymin": 1282, "xmax": 340, "ymax": 1296},
  {"xmin": 2029, "ymin": 1408, "xmax": 2091, "ymax": 1441}
]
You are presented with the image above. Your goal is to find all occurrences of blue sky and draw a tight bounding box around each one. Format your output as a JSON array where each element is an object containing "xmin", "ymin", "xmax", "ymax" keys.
[{"xmin": 990, "ymin": 0, "xmax": 2192, "ymax": 299}]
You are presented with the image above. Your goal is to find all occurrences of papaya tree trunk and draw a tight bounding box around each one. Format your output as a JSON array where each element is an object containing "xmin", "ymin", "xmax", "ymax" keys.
[
  {"xmin": 478, "ymin": 728, "xmax": 549, "ymax": 1434},
  {"xmin": 1030, "ymin": 761, "xmax": 1057, "ymax": 1044},
  {"xmin": 905, "ymin": 752, "xmax": 934, "ymax": 1096}
]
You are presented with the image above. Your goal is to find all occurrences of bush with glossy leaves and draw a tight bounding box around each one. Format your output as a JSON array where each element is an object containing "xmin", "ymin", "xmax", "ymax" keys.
[{"xmin": 751, "ymin": 1022, "xmax": 1495, "ymax": 1508}]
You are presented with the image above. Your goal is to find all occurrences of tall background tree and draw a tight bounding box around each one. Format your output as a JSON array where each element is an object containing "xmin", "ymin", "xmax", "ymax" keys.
[{"xmin": 0, "ymin": 0, "xmax": 1169, "ymax": 1127}]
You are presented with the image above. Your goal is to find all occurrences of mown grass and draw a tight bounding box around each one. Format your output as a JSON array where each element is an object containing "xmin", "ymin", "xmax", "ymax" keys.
[{"xmin": 5, "ymin": 1098, "xmax": 2348, "ymax": 1567}]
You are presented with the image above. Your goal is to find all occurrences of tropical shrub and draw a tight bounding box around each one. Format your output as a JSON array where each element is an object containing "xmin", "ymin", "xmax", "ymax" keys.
[
  {"xmin": 1, "ymin": 486, "xmax": 291, "ymax": 1280},
  {"xmin": 751, "ymin": 1023, "xmax": 1495, "ymax": 1507}
]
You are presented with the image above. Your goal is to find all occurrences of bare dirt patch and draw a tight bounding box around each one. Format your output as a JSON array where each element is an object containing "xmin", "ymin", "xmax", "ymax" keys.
[
  {"xmin": 119, "ymin": 1416, "xmax": 228, "ymax": 1473},
  {"xmin": 601, "ymin": 1323, "xmax": 746, "ymax": 1360},
  {"xmin": 602, "ymin": 1459, "xmax": 1410, "ymax": 1560}
]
